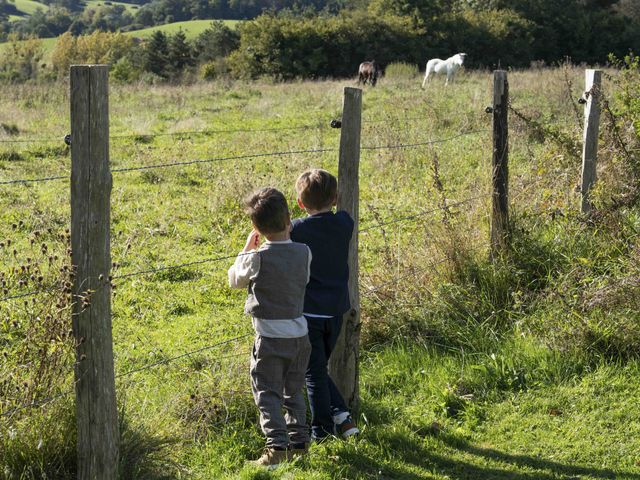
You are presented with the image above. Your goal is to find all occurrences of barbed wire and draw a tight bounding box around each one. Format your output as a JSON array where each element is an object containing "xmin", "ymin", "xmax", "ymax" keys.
[
  {"xmin": 0, "ymin": 128, "xmax": 489, "ymax": 186},
  {"xmin": 359, "ymin": 194, "xmax": 489, "ymax": 233},
  {"xmin": 361, "ymin": 256, "xmax": 451, "ymax": 296},
  {"xmin": 111, "ymin": 147, "xmax": 335, "ymax": 174},
  {"xmin": 113, "ymin": 252, "xmax": 251, "ymax": 281},
  {"xmin": 361, "ymin": 129, "xmax": 488, "ymax": 151},
  {"xmin": 0, "ymin": 192, "xmax": 488, "ymax": 302},
  {"xmin": 115, "ymin": 333, "xmax": 252, "ymax": 378},
  {"xmin": 0, "ymin": 112, "xmax": 441, "ymax": 146},
  {"xmin": 0, "ymin": 333, "xmax": 251, "ymax": 420},
  {"xmin": 0, "ymin": 173, "xmax": 68, "ymax": 186},
  {"xmin": 0, "ymin": 287, "xmax": 56, "ymax": 302},
  {"xmin": 0, "ymin": 389, "xmax": 73, "ymax": 419}
]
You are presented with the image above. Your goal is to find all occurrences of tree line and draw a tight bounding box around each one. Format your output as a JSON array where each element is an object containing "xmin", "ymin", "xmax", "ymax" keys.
[{"xmin": 1, "ymin": 0, "xmax": 639, "ymax": 83}]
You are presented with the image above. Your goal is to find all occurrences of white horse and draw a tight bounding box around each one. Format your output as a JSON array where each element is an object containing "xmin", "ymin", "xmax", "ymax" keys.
[{"xmin": 421, "ymin": 53, "xmax": 466, "ymax": 88}]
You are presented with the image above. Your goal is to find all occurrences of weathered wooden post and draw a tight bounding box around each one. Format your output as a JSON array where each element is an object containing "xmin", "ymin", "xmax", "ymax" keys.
[
  {"xmin": 490, "ymin": 70, "xmax": 509, "ymax": 258},
  {"xmin": 329, "ymin": 87, "xmax": 361, "ymax": 413},
  {"xmin": 580, "ymin": 69, "xmax": 602, "ymax": 214},
  {"xmin": 70, "ymin": 65, "xmax": 119, "ymax": 480}
]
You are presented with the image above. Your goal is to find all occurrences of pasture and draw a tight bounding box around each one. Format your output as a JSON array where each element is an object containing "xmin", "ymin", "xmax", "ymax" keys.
[
  {"xmin": 10, "ymin": 0, "xmax": 49, "ymax": 16},
  {"xmin": 84, "ymin": 0, "xmax": 141, "ymax": 13},
  {"xmin": 122, "ymin": 19, "xmax": 240, "ymax": 38},
  {"xmin": 1, "ymin": 68, "xmax": 640, "ymax": 479}
]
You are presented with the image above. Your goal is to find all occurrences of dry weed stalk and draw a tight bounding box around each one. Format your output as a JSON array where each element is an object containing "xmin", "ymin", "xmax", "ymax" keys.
[{"xmin": 0, "ymin": 225, "xmax": 77, "ymax": 419}]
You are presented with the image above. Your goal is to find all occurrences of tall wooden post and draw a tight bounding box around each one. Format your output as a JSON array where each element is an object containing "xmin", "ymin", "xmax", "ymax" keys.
[
  {"xmin": 70, "ymin": 65, "xmax": 119, "ymax": 480},
  {"xmin": 580, "ymin": 69, "xmax": 602, "ymax": 214},
  {"xmin": 490, "ymin": 70, "xmax": 509, "ymax": 258},
  {"xmin": 329, "ymin": 87, "xmax": 362, "ymax": 413}
]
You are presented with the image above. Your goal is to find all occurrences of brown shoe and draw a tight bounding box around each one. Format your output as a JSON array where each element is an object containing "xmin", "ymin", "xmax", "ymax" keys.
[{"xmin": 251, "ymin": 447, "xmax": 288, "ymax": 469}]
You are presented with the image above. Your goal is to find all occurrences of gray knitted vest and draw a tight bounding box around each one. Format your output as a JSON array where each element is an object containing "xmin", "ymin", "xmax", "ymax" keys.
[{"xmin": 244, "ymin": 242, "xmax": 309, "ymax": 319}]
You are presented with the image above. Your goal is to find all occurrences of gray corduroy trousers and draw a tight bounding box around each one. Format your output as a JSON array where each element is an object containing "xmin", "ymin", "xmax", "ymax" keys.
[{"xmin": 250, "ymin": 334, "xmax": 312, "ymax": 448}]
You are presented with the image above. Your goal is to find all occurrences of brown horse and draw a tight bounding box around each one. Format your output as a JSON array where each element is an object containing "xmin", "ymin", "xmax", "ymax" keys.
[{"xmin": 358, "ymin": 60, "xmax": 380, "ymax": 86}]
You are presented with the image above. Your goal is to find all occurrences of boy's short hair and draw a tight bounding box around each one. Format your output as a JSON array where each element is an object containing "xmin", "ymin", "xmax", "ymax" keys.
[
  {"xmin": 244, "ymin": 187, "xmax": 290, "ymax": 234},
  {"xmin": 295, "ymin": 169, "xmax": 337, "ymax": 211}
]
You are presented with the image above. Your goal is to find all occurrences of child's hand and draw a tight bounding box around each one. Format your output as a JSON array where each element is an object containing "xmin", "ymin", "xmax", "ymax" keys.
[{"xmin": 242, "ymin": 229, "xmax": 260, "ymax": 252}]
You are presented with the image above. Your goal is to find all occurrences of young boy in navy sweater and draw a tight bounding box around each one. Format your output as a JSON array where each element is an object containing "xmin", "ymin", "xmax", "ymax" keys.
[{"xmin": 290, "ymin": 169, "xmax": 359, "ymax": 441}]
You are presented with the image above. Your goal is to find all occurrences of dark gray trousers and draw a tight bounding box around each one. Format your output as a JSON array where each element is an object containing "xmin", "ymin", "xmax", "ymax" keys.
[{"xmin": 250, "ymin": 334, "xmax": 312, "ymax": 448}]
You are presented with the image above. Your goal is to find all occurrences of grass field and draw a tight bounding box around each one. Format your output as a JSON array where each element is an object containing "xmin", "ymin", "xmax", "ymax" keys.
[
  {"xmin": 1, "ymin": 69, "xmax": 639, "ymax": 479},
  {"xmin": 124, "ymin": 19, "xmax": 240, "ymax": 38},
  {"xmin": 84, "ymin": 0, "xmax": 141, "ymax": 12},
  {"xmin": 11, "ymin": 0, "xmax": 49, "ymax": 15}
]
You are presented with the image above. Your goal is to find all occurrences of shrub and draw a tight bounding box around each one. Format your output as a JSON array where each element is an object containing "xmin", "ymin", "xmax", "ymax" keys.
[
  {"xmin": 432, "ymin": 9, "xmax": 536, "ymax": 69},
  {"xmin": 227, "ymin": 12, "xmax": 423, "ymax": 80},
  {"xmin": 588, "ymin": 54, "xmax": 640, "ymax": 210},
  {"xmin": 200, "ymin": 57, "xmax": 229, "ymax": 80},
  {"xmin": 0, "ymin": 35, "xmax": 45, "ymax": 83},
  {"xmin": 51, "ymin": 31, "xmax": 138, "ymax": 76},
  {"xmin": 111, "ymin": 57, "xmax": 141, "ymax": 83}
]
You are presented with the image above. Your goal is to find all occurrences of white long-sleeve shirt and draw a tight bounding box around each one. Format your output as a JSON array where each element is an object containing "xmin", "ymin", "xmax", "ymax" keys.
[{"xmin": 228, "ymin": 239, "xmax": 311, "ymax": 338}]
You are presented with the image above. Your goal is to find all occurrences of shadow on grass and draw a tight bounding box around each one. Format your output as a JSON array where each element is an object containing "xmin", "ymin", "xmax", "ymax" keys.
[
  {"xmin": 318, "ymin": 424, "xmax": 640, "ymax": 480},
  {"xmin": 436, "ymin": 431, "xmax": 639, "ymax": 480},
  {"xmin": 118, "ymin": 413, "xmax": 184, "ymax": 480}
]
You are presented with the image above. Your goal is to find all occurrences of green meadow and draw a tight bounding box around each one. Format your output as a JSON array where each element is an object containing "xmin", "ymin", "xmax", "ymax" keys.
[
  {"xmin": 84, "ymin": 0, "xmax": 141, "ymax": 13},
  {"xmin": 1, "ymin": 68, "xmax": 639, "ymax": 479},
  {"xmin": 10, "ymin": 0, "xmax": 49, "ymax": 16},
  {"xmin": 123, "ymin": 19, "xmax": 240, "ymax": 38}
]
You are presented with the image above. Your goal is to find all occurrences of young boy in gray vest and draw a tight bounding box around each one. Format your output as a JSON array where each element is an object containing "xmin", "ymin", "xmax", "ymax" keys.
[
  {"xmin": 290, "ymin": 169, "xmax": 359, "ymax": 441},
  {"xmin": 228, "ymin": 187, "xmax": 312, "ymax": 468}
]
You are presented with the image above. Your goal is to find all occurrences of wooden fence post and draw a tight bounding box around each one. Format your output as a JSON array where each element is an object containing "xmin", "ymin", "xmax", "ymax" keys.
[
  {"xmin": 329, "ymin": 87, "xmax": 362, "ymax": 413},
  {"xmin": 580, "ymin": 69, "xmax": 602, "ymax": 214},
  {"xmin": 70, "ymin": 65, "xmax": 119, "ymax": 480},
  {"xmin": 490, "ymin": 70, "xmax": 509, "ymax": 258}
]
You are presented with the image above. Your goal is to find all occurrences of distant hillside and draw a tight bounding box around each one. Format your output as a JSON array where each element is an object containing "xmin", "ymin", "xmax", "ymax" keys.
[
  {"xmin": 9, "ymin": 0, "xmax": 49, "ymax": 18},
  {"xmin": 84, "ymin": 0, "xmax": 140, "ymax": 13},
  {"xmin": 0, "ymin": 19, "xmax": 239, "ymax": 56},
  {"xmin": 9, "ymin": 0, "xmax": 147, "ymax": 17},
  {"xmin": 123, "ymin": 19, "xmax": 238, "ymax": 38}
]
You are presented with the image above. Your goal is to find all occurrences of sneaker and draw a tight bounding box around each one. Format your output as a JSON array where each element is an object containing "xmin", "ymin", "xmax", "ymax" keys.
[
  {"xmin": 310, "ymin": 432, "xmax": 332, "ymax": 443},
  {"xmin": 288, "ymin": 442, "xmax": 309, "ymax": 459},
  {"xmin": 250, "ymin": 447, "xmax": 288, "ymax": 469},
  {"xmin": 333, "ymin": 412, "xmax": 359, "ymax": 438}
]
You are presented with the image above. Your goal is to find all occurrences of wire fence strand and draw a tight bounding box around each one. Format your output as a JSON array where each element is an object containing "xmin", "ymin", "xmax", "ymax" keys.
[
  {"xmin": 359, "ymin": 194, "xmax": 490, "ymax": 233},
  {"xmin": 0, "ymin": 129, "xmax": 489, "ymax": 186},
  {"xmin": 115, "ymin": 334, "xmax": 252, "ymax": 378},
  {"xmin": 0, "ymin": 112, "xmax": 451, "ymax": 145},
  {"xmin": 0, "ymin": 333, "xmax": 251, "ymax": 419},
  {"xmin": 0, "ymin": 192, "xmax": 488, "ymax": 303}
]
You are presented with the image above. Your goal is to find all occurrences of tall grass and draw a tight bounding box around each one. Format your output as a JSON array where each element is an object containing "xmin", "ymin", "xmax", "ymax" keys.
[{"xmin": 1, "ymin": 67, "xmax": 639, "ymax": 477}]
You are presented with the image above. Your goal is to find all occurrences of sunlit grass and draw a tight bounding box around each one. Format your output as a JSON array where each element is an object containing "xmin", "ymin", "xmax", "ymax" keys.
[{"xmin": 1, "ymin": 69, "xmax": 639, "ymax": 478}]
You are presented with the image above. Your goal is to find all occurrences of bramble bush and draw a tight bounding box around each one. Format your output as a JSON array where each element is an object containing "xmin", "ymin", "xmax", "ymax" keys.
[{"xmin": 0, "ymin": 35, "xmax": 45, "ymax": 83}]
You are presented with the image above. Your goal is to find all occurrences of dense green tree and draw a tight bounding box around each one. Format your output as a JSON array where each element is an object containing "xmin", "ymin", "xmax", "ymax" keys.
[
  {"xmin": 195, "ymin": 20, "xmax": 239, "ymax": 61},
  {"xmin": 0, "ymin": 0, "xmax": 18, "ymax": 16},
  {"xmin": 368, "ymin": 0, "xmax": 451, "ymax": 24},
  {"xmin": 144, "ymin": 30, "xmax": 170, "ymax": 77},
  {"xmin": 168, "ymin": 29, "xmax": 194, "ymax": 74}
]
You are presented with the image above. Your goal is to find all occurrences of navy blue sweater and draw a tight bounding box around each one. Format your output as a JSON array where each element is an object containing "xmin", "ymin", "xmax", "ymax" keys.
[{"xmin": 290, "ymin": 210, "xmax": 354, "ymax": 317}]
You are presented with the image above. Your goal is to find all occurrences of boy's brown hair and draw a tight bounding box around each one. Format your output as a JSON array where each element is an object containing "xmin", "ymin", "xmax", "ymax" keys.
[
  {"xmin": 244, "ymin": 187, "xmax": 290, "ymax": 234},
  {"xmin": 295, "ymin": 169, "xmax": 337, "ymax": 211}
]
